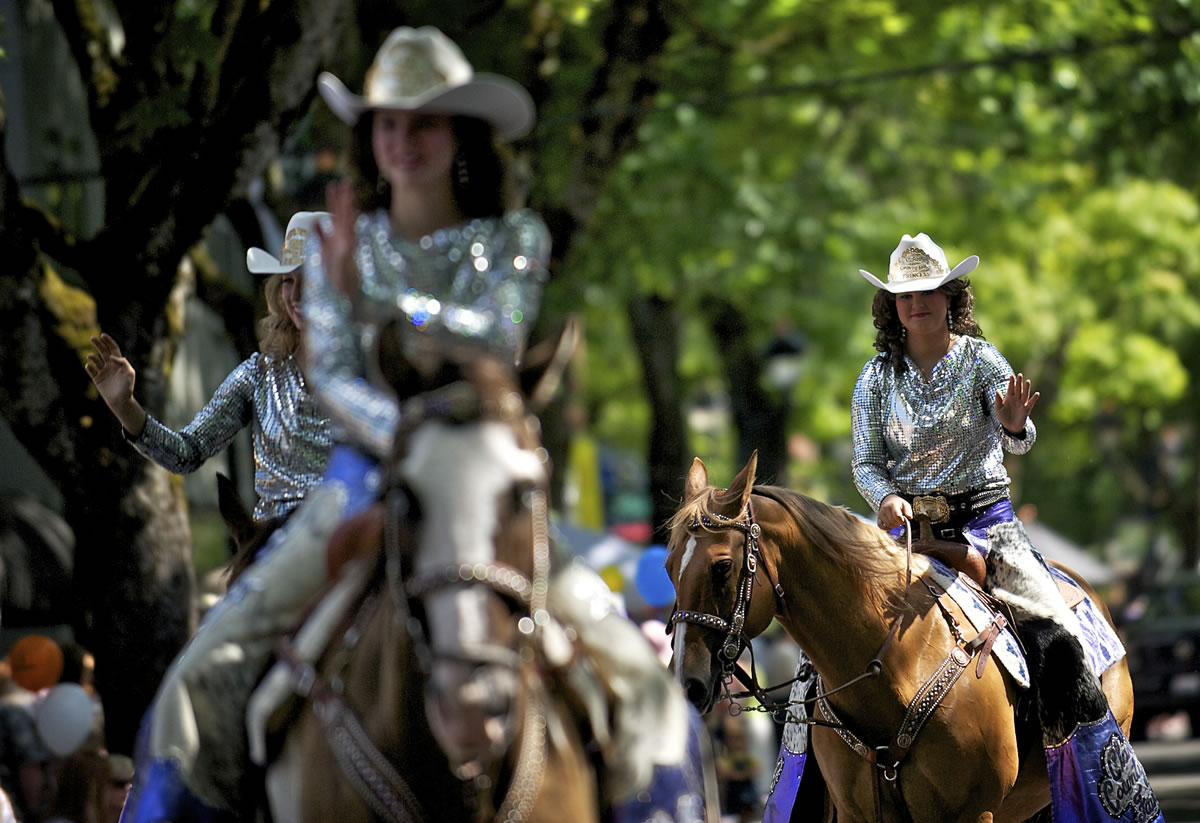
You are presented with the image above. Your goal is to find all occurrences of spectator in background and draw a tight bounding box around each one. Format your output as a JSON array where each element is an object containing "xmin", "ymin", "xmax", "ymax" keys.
[
  {"xmin": 0, "ymin": 663, "xmax": 52, "ymax": 822},
  {"xmin": 43, "ymin": 749, "xmax": 109, "ymax": 823},
  {"xmin": 102, "ymin": 755, "xmax": 132, "ymax": 823},
  {"xmin": 56, "ymin": 643, "xmax": 105, "ymax": 754},
  {"xmin": 715, "ymin": 713, "xmax": 762, "ymax": 823}
]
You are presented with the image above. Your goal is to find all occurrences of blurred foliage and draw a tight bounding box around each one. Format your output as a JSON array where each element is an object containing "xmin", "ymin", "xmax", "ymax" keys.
[
  {"xmin": 514, "ymin": 0, "xmax": 1200, "ymax": 566},
  {"xmin": 264, "ymin": 0, "xmax": 1200, "ymax": 569}
]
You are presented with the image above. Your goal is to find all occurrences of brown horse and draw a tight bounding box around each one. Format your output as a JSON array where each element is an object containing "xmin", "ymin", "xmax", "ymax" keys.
[
  {"xmin": 259, "ymin": 322, "xmax": 605, "ymax": 822},
  {"xmin": 666, "ymin": 452, "xmax": 1133, "ymax": 823}
]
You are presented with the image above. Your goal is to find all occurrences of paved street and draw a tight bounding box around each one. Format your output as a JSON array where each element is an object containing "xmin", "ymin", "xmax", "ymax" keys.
[{"xmin": 1136, "ymin": 737, "xmax": 1200, "ymax": 822}]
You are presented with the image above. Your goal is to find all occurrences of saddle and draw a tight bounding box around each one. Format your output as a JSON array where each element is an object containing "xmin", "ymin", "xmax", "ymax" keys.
[
  {"xmin": 908, "ymin": 515, "xmax": 988, "ymax": 588},
  {"xmin": 906, "ymin": 516, "xmax": 1087, "ymax": 609},
  {"xmin": 324, "ymin": 501, "xmax": 386, "ymax": 579}
]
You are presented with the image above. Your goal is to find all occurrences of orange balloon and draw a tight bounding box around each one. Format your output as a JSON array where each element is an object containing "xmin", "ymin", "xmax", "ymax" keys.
[{"xmin": 8, "ymin": 635, "xmax": 64, "ymax": 692}]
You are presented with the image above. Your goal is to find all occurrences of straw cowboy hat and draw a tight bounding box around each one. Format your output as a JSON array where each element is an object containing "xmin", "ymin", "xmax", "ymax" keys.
[
  {"xmin": 317, "ymin": 26, "xmax": 535, "ymax": 141},
  {"xmin": 246, "ymin": 212, "xmax": 330, "ymax": 275},
  {"xmin": 858, "ymin": 233, "xmax": 979, "ymax": 293}
]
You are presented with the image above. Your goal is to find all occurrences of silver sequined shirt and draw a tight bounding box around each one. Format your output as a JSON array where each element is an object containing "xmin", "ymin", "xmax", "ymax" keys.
[
  {"xmin": 129, "ymin": 353, "xmax": 332, "ymax": 521},
  {"xmin": 850, "ymin": 335, "xmax": 1035, "ymax": 512},
  {"xmin": 303, "ymin": 208, "xmax": 551, "ymax": 458}
]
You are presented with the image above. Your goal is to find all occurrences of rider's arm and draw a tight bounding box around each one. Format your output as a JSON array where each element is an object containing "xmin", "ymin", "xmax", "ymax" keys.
[
  {"xmin": 126, "ymin": 355, "xmax": 257, "ymax": 473},
  {"xmin": 302, "ymin": 222, "xmax": 400, "ymax": 459},
  {"xmin": 978, "ymin": 342, "xmax": 1036, "ymax": 454},
  {"xmin": 850, "ymin": 357, "xmax": 899, "ymax": 512}
]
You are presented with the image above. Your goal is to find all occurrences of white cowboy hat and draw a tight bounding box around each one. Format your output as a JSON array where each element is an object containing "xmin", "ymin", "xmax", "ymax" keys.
[
  {"xmin": 246, "ymin": 211, "xmax": 330, "ymax": 275},
  {"xmin": 317, "ymin": 26, "xmax": 535, "ymax": 142},
  {"xmin": 858, "ymin": 233, "xmax": 979, "ymax": 293}
]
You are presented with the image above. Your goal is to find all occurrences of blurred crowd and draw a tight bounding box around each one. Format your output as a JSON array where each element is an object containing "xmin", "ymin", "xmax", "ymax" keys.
[
  {"xmin": 641, "ymin": 616, "xmax": 801, "ymax": 822},
  {"xmin": 0, "ymin": 638, "xmax": 131, "ymax": 823}
]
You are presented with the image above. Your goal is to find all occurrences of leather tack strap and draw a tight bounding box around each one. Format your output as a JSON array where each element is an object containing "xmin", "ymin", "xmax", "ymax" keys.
[
  {"xmin": 966, "ymin": 613, "xmax": 1007, "ymax": 680},
  {"xmin": 275, "ymin": 638, "xmax": 427, "ymax": 823}
]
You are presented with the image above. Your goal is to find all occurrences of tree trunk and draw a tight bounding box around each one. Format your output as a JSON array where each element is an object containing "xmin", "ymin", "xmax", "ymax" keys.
[
  {"xmin": 628, "ymin": 296, "xmax": 688, "ymax": 545},
  {"xmin": 527, "ymin": 0, "xmax": 673, "ymax": 534},
  {"xmin": 0, "ymin": 0, "xmax": 352, "ymax": 753},
  {"xmin": 702, "ymin": 297, "xmax": 791, "ymax": 486}
]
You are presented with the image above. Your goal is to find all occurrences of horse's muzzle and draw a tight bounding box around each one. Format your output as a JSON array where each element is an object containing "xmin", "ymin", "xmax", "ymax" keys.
[{"xmin": 424, "ymin": 658, "xmax": 519, "ymax": 779}]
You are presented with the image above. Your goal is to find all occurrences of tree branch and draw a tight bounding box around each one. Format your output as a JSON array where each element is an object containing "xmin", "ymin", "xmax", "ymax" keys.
[
  {"xmin": 49, "ymin": 0, "xmax": 123, "ymax": 125},
  {"xmin": 536, "ymin": 0, "xmax": 672, "ymax": 269},
  {"xmin": 20, "ymin": 202, "xmax": 90, "ymax": 275}
]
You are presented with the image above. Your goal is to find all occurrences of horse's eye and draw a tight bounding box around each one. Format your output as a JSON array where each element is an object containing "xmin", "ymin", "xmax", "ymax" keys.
[{"xmin": 713, "ymin": 558, "xmax": 734, "ymax": 580}]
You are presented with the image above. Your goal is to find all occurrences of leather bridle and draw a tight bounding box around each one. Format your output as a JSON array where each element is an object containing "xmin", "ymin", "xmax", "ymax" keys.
[
  {"xmin": 667, "ymin": 499, "xmax": 786, "ymax": 680},
  {"xmin": 282, "ymin": 378, "xmax": 553, "ymax": 823}
]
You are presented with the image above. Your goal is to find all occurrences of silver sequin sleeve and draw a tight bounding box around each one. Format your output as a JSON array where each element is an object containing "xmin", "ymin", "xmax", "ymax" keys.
[
  {"xmin": 850, "ymin": 336, "xmax": 1035, "ymax": 513},
  {"xmin": 128, "ymin": 354, "xmax": 331, "ymax": 521},
  {"xmin": 303, "ymin": 208, "xmax": 551, "ymax": 459}
]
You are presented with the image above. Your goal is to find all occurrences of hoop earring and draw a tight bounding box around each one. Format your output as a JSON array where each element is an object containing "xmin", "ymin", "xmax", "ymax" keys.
[{"xmin": 456, "ymin": 154, "xmax": 470, "ymax": 188}]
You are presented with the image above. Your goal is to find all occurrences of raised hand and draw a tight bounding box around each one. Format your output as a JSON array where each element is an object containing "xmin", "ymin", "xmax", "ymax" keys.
[
  {"xmin": 995, "ymin": 373, "xmax": 1039, "ymax": 435},
  {"xmin": 319, "ymin": 179, "xmax": 360, "ymax": 297},
  {"xmin": 85, "ymin": 333, "xmax": 147, "ymax": 435}
]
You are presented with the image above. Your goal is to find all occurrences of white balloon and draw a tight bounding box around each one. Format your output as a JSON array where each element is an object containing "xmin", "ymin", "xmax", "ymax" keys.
[{"xmin": 35, "ymin": 683, "xmax": 94, "ymax": 756}]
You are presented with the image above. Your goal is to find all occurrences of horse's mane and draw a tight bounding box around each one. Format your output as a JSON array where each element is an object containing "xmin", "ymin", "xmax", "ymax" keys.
[{"xmin": 668, "ymin": 483, "xmax": 904, "ymax": 610}]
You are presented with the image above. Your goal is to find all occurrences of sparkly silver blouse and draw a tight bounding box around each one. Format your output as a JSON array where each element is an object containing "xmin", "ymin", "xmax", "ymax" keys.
[
  {"xmin": 303, "ymin": 208, "xmax": 551, "ymax": 458},
  {"xmin": 850, "ymin": 335, "xmax": 1035, "ymax": 512},
  {"xmin": 129, "ymin": 353, "xmax": 332, "ymax": 521}
]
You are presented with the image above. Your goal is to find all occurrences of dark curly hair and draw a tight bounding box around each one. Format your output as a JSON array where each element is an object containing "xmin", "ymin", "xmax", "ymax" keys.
[
  {"xmin": 871, "ymin": 278, "xmax": 983, "ymax": 375},
  {"xmin": 349, "ymin": 112, "xmax": 516, "ymax": 219}
]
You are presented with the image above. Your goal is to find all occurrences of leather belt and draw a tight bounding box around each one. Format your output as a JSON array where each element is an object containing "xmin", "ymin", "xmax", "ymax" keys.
[{"xmin": 904, "ymin": 491, "xmax": 1005, "ymax": 524}]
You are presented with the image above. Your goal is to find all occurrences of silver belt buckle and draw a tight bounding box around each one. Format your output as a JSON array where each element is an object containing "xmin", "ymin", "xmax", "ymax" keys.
[{"xmin": 913, "ymin": 495, "xmax": 950, "ymax": 524}]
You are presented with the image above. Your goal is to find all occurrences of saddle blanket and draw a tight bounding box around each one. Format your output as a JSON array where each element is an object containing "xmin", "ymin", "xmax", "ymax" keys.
[
  {"xmin": 925, "ymin": 558, "xmax": 1029, "ymax": 688},
  {"xmin": 925, "ymin": 558, "xmax": 1127, "ymax": 686},
  {"xmin": 1046, "ymin": 565, "xmax": 1127, "ymax": 676}
]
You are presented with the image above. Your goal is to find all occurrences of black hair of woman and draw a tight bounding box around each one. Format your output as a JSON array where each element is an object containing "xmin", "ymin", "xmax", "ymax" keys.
[{"xmin": 871, "ymin": 277, "xmax": 983, "ymax": 375}]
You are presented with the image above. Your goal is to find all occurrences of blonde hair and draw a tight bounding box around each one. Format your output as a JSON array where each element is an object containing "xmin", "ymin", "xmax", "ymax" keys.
[{"xmin": 258, "ymin": 272, "xmax": 300, "ymax": 358}]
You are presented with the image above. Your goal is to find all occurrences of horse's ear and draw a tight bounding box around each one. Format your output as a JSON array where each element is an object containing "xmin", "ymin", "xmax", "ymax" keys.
[
  {"xmin": 366, "ymin": 319, "xmax": 421, "ymax": 400},
  {"xmin": 717, "ymin": 450, "xmax": 758, "ymax": 511},
  {"xmin": 520, "ymin": 315, "xmax": 581, "ymax": 412},
  {"xmin": 684, "ymin": 457, "xmax": 709, "ymax": 501},
  {"xmin": 216, "ymin": 472, "xmax": 254, "ymax": 555}
]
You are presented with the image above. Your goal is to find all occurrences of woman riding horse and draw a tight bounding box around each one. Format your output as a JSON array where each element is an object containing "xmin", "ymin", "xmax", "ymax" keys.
[
  {"xmin": 765, "ymin": 232, "xmax": 1160, "ymax": 822},
  {"xmin": 119, "ymin": 28, "xmax": 549, "ymax": 821},
  {"xmin": 86, "ymin": 211, "xmax": 333, "ymax": 525},
  {"xmin": 123, "ymin": 26, "xmax": 717, "ymax": 823}
]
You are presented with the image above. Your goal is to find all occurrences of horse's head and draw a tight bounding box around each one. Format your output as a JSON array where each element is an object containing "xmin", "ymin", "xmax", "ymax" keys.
[
  {"xmin": 373, "ymin": 319, "xmax": 578, "ymax": 780},
  {"xmin": 665, "ymin": 451, "xmax": 779, "ymax": 712}
]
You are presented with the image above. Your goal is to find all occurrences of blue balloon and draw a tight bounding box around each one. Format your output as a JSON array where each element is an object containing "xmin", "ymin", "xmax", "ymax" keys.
[{"xmin": 635, "ymin": 545, "xmax": 675, "ymax": 607}]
